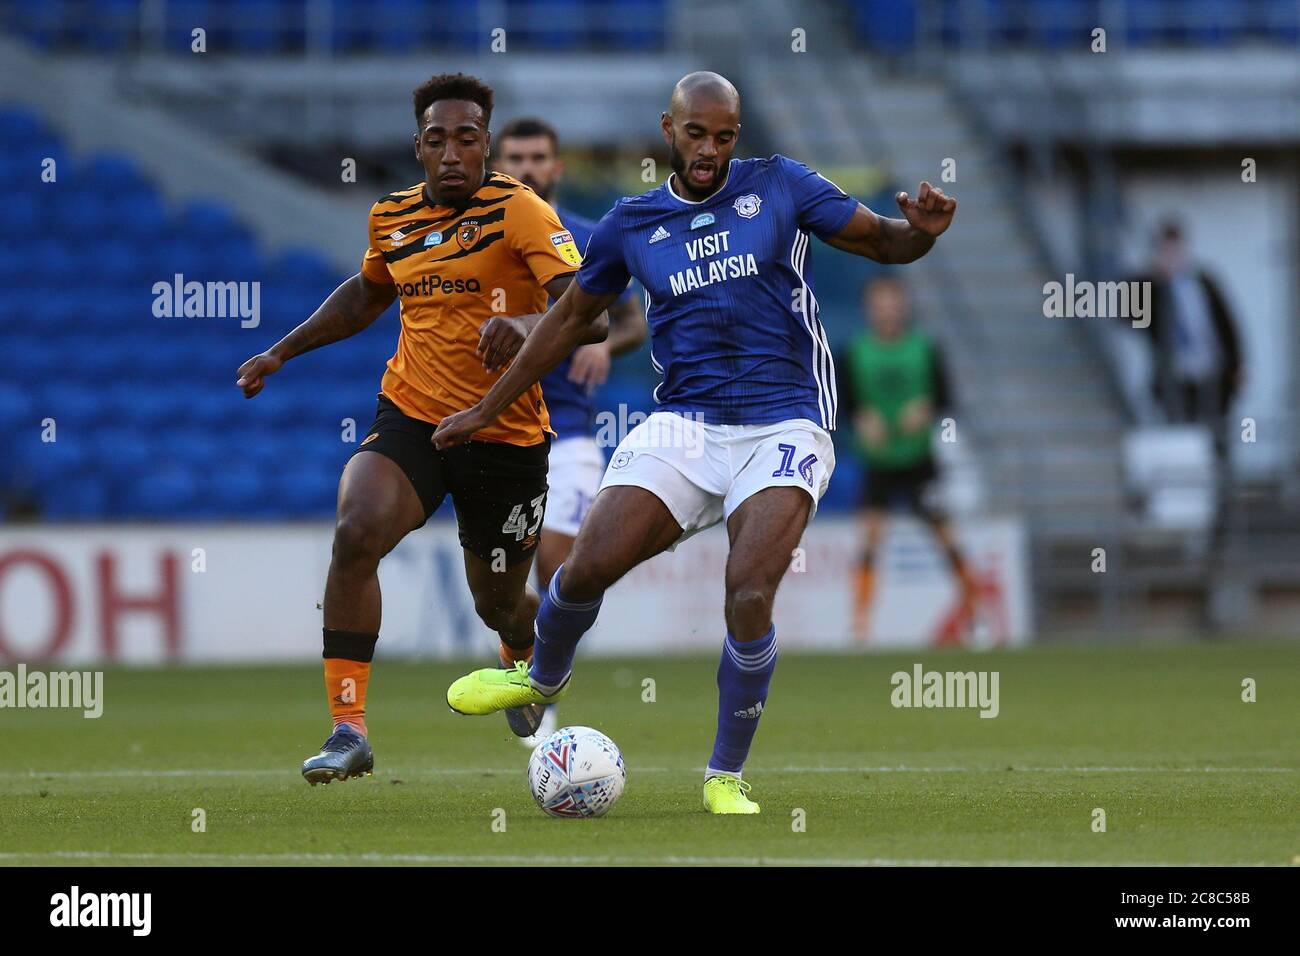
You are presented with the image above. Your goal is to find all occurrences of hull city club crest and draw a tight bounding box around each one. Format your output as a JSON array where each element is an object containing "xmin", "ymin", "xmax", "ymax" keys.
[{"xmin": 457, "ymin": 220, "xmax": 481, "ymax": 249}]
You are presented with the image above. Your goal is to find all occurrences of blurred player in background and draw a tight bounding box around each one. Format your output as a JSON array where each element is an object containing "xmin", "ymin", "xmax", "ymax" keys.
[
  {"xmin": 235, "ymin": 73, "xmax": 607, "ymax": 784},
  {"xmin": 839, "ymin": 277, "xmax": 974, "ymax": 643},
  {"xmin": 494, "ymin": 118, "xmax": 647, "ymax": 745},
  {"xmin": 436, "ymin": 72, "xmax": 956, "ymax": 814}
]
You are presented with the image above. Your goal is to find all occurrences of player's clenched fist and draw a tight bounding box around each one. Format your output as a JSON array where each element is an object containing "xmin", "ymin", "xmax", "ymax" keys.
[
  {"xmin": 236, "ymin": 351, "xmax": 283, "ymax": 398},
  {"xmin": 477, "ymin": 315, "xmax": 531, "ymax": 373},
  {"xmin": 895, "ymin": 181, "xmax": 957, "ymax": 238}
]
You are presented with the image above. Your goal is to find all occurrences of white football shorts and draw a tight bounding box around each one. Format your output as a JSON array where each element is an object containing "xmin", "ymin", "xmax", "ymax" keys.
[
  {"xmin": 598, "ymin": 411, "xmax": 835, "ymax": 547},
  {"xmin": 542, "ymin": 435, "xmax": 606, "ymax": 537}
]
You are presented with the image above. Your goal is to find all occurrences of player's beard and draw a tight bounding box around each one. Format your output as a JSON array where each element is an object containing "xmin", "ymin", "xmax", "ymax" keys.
[
  {"xmin": 517, "ymin": 174, "xmax": 554, "ymax": 203},
  {"xmin": 668, "ymin": 136, "xmax": 723, "ymax": 199}
]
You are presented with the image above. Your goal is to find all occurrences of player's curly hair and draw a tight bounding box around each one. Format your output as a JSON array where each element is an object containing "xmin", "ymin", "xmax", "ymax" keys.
[{"xmin": 412, "ymin": 72, "xmax": 494, "ymax": 127}]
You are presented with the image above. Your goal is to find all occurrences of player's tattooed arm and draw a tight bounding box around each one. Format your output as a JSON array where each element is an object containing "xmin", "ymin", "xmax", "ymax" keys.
[
  {"xmin": 435, "ymin": 282, "xmax": 619, "ymax": 448},
  {"xmin": 827, "ymin": 181, "xmax": 957, "ymax": 265},
  {"xmin": 236, "ymin": 273, "xmax": 397, "ymax": 398},
  {"xmin": 477, "ymin": 274, "xmax": 611, "ymax": 373}
]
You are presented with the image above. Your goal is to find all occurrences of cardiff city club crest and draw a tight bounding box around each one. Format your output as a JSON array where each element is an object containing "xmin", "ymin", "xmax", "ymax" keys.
[
  {"xmin": 733, "ymin": 194, "xmax": 762, "ymax": 219},
  {"xmin": 457, "ymin": 220, "xmax": 481, "ymax": 249}
]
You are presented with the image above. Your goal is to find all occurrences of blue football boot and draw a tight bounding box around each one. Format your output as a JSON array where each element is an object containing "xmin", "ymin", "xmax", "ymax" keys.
[
  {"xmin": 301, "ymin": 724, "xmax": 374, "ymax": 785},
  {"xmin": 500, "ymin": 653, "xmax": 548, "ymax": 738}
]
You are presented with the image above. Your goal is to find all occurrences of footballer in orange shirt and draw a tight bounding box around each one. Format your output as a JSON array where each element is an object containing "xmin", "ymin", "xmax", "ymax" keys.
[{"xmin": 236, "ymin": 73, "xmax": 609, "ymax": 784}]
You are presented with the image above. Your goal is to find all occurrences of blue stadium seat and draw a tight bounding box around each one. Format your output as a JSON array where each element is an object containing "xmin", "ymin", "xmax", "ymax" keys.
[
  {"xmin": 222, "ymin": 0, "xmax": 295, "ymax": 53},
  {"xmin": 108, "ymin": 191, "xmax": 169, "ymax": 241},
  {"xmin": 30, "ymin": 238, "xmax": 79, "ymax": 285},
  {"xmin": 162, "ymin": 0, "xmax": 214, "ymax": 52},
  {"xmin": 38, "ymin": 382, "xmax": 115, "ymax": 431},
  {"xmin": 269, "ymin": 464, "xmax": 340, "ymax": 515},
  {"xmin": 6, "ymin": 193, "xmax": 41, "ymax": 234},
  {"xmin": 84, "ymin": 238, "xmax": 147, "ymax": 285},
  {"xmin": 79, "ymin": 0, "xmax": 141, "ymax": 53},
  {"xmin": 207, "ymin": 237, "xmax": 263, "ymax": 279},
  {"xmin": 203, "ymin": 459, "xmax": 270, "ymax": 513},
  {"xmin": 67, "ymin": 337, "xmax": 139, "ymax": 381},
  {"xmin": 17, "ymin": 432, "xmax": 92, "ymax": 484},
  {"xmin": 47, "ymin": 474, "xmax": 112, "ymax": 517},
  {"xmin": 0, "ymin": 106, "xmax": 52, "ymax": 144},
  {"xmin": 269, "ymin": 246, "xmax": 339, "ymax": 289},
  {"xmin": 0, "ymin": 383, "xmax": 36, "ymax": 435},
  {"xmin": 78, "ymin": 152, "xmax": 151, "ymax": 194},
  {"xmin": 119, "ymin": 462, "xmax": 206, "ymax": 517},
  {"xmin": 89, "ymin": 426, "xmax": 154, "ymax": 471},
  {"xmin": 176, "ymin": 198, "xmax": 245, "ymax": 242}
]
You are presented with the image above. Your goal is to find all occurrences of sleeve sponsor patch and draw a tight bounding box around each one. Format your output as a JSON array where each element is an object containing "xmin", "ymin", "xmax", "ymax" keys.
[{"xmin": 549, "ymin": 230, "xmax": 583, "ymax": 267}]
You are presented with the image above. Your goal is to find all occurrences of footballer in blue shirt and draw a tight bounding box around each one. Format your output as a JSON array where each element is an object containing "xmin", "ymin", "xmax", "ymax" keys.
[
  {"xmin": 439, "ymin": 72, "xmax": 957, "ymax": 814},
  {"xmin": 493, "ymin": 117, "xmax": 648, "ymax": 746}
]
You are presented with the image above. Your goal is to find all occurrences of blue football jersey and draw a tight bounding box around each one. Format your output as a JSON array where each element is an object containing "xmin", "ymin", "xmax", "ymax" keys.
[
  {"xmin": 541, "ymin": 206, "xmax": 634, "ymax": 439},
  {"xmin": 576, "ymin": 155, "xmax": 858, "ymax": 429}
]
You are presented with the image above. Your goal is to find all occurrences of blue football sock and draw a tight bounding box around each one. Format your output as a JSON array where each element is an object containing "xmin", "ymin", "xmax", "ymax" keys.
[
  {"xmin": 707, "ymin": 626, "xmax": 778, "ymax": 777},
  {"xmin": 530, "ymin": 564, "xmax": 603, "ymax": 693}
]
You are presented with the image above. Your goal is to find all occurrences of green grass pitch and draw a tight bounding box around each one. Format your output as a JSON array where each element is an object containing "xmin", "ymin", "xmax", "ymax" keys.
[{"xmin": 2, "ymin": 643, "xmax": 1296, "ymax": 866}]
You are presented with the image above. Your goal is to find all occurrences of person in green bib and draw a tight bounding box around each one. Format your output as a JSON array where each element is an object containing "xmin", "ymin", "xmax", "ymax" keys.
[{"xmin": 838, "ymin": 277, "xmax": 975, "ymax": 643}]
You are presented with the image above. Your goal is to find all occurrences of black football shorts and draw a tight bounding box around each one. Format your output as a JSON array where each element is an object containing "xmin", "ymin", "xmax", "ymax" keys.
[
  {"xmin": 863, "ymin": 457, "xmax": 940, "ymax": 519},
  {"xmin": 353, "ymin": 395, "xmax": 549, "ymax": 566}
]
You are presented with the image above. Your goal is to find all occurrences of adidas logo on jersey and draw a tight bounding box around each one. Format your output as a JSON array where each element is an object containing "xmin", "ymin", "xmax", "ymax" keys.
[
  {"xmin": 733, "ymin": 701, "xmax": 764, "ymax": 719},
  {"xmin": 648, "ymin": 225, "xmax": 671, "ymax": 244}
]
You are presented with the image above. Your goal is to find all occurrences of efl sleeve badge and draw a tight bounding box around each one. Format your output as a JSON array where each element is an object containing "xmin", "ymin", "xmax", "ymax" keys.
[{"xmin": 549, "ymin": 230, "xmax": 583, "ymax": 267}]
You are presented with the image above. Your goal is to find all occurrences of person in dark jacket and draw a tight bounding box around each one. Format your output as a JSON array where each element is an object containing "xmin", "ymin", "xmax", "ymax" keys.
[{"xmin": 1137, "ymin": 220, "xmax": 1243, "ymax": 429}]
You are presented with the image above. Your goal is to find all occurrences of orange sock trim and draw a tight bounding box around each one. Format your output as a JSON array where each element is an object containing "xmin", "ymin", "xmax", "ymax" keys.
[
  {"xmin": 853, "ymin": 564, "xmax": 876, "ymax": 621},
  {"xmin": 499, "ymin": 640, "xmax": 534, "ymax": 666},
  {"xmin": 324, "ymin": 658, "xmax": 370, "ymax": 737}
]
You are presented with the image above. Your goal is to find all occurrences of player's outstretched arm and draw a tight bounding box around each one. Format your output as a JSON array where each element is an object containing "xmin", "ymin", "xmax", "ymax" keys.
[
  {"xmin": 826, "ymin": 181, "xmax": 956, "ymax": 265},
  {"xmin": 236, "ymin": 273, "xmax": 397, "ymax": 398},
  {"xmin": 433, "ymin": 280, "xmax": 618, "ymax": 449}
]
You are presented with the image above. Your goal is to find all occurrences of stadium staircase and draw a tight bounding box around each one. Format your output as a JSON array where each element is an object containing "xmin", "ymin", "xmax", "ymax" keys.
[{"xmin": 726, "ymin": 0, "xmax": 1132, "ymax": 631}]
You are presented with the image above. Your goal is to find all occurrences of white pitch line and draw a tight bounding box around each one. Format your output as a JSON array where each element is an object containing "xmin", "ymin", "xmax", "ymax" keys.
[
  {"xmin": 0, "ymin": 850, "xmax": 1259, "ymax": 867},
  {"xmin": 14, "ymin": 765, "xmax": 1294, "ymax": 780}
]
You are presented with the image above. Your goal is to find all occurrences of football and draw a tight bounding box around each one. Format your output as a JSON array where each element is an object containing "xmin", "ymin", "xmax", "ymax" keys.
[{"xmin": 527, "ymin": 725, "xmax": 626, "ymax": 818}]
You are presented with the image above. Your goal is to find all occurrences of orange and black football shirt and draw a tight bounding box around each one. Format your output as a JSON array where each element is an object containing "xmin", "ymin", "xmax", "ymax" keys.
[{"xmin": 361, "ymin": 172, "xmax": 583, "ymax": 446}]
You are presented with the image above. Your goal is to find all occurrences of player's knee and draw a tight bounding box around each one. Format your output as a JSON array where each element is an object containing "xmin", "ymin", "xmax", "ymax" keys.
[
  {"xmin": 332, "ymin": 512, "xmax": 387, "ymax": 568},
  {"xmin": 725, "ymin": 586, "xmax": 773, "ymax": 630},
  {"xmin": 553, "ymin": 556, "xmax": 609, "ymax": 605},
  {"xmin": 473, "ymin": 595, "xmax": 516, "ymax": 633}
]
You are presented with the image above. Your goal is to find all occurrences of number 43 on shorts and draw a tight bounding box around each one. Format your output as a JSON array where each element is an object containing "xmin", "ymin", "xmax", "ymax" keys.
[{"xmin": 502, "ymin": 492, "xmax": 547, "ymax": 541}]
